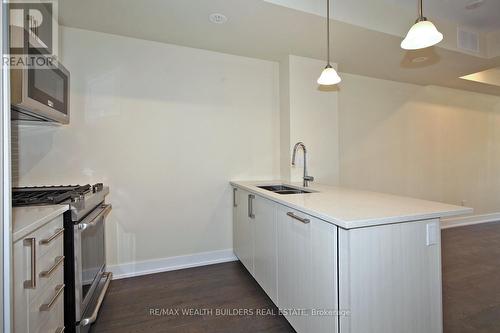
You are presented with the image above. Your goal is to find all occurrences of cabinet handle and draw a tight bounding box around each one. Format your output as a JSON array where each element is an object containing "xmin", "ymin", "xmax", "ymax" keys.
[
  {"xmin": 233, "ymin": 188, "xmax": 238, "ymax": 207},
  {"xmin": 287, "ymin": 212, "xmax": 310, "ymax": 224},
  {"xmin": 40, "ymin": 256, "xmax": 64, "ymax": 278},
  {"xmin": 55, "ymin": 327, "xmax": 65, "ymax": 333},
  {"xmin": 248, "ymin": 194, "xmax": 255, "ymax": 219},
  {"xmin": 23, "ymin": 238, "xmax": 36, "ymax": 289},
  {"xmin": 40, "ymin": 284, "xmax": 65, "ymax": 311},
  {"xmin": 40, "ymin": 228, "xmax": 64, "ymax": 245}
]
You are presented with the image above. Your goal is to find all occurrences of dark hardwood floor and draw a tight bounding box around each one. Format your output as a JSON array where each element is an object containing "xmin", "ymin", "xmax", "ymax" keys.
[
  {"xmin": 90, "ymin": 262, "xmax": 295, "ymax": 333},
  {"xmin": 91, "ymin": 222, "xmax": 500, "ymax": 333},
  {"xmin": 442, "ymin": 221, "xmax": 500, "ymax": 333}
]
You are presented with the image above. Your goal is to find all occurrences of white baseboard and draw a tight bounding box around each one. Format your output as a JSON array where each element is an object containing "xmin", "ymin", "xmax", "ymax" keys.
[
  {"xmin": 108, "ymin": 249, "xmax": 238, "ymax": 280},
  {"xmin": 441, "ymin": 213, "xmax": 500, "ymax": 229}
]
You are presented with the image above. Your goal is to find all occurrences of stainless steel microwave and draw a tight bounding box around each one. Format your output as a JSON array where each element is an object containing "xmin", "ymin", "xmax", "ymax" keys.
[{"xmin": 11, "ymin": 60, "xmax": 70, "ymax": 124}]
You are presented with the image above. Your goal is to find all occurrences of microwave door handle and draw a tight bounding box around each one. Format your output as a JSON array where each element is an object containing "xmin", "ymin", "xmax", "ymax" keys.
[{"xmin": 78, "ymin": 204, "xmax": 112, "ymax": 231}]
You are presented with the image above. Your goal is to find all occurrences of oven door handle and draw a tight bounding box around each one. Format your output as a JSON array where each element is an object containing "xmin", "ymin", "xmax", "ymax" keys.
[
  {"xmin": 80, "ymin": 272, "xmax": 112, "ymax": 327},
  {"xmin": 78, "ymin": 204, "xmax": 112, "ymax": 231}
]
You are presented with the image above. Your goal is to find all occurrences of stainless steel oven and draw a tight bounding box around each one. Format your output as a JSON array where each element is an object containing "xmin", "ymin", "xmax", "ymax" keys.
[
  {"xmin": 73, "ymin": 203, "xmax": 112, "ymax": 333},
  {"xmin": 10, "ymin": 56, "xmax": 70, "ymax": 124},
  {"xmin": 13, "ymin": 184, "xmax": 112, "ymax": 333}
]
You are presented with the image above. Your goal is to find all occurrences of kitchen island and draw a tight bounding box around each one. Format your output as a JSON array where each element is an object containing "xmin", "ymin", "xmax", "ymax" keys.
[{"xmin": 230, "ymin": 180, "xmax": 472, "ymax": 333}]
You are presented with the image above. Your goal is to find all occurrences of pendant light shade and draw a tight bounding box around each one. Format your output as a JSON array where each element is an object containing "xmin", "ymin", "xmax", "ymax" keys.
[
  {"xmin": 401, "ymin": 19, "xmax": 443, "ymax": 50},
  {"xmin": 317, "ymin": 0, "xmax": 341, "ymax": 85},
  {"xmin": 401, "ymin": 0, "xmax": 443, "ymax": 50},
  {"xmin": 317, "ymin": 65, "xmax": 341, "ymax": 85}
]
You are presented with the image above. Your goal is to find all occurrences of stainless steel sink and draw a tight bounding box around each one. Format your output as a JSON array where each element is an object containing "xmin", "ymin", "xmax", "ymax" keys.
[{"xmin": 257, "ymin": 185, "xmax": 312, "ymax": 195}]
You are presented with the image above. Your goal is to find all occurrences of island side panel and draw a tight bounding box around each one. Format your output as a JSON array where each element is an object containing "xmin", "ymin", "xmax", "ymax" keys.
[{"xmin": 338, "ymin": 219, "xmax": 443, "ymax": 333}]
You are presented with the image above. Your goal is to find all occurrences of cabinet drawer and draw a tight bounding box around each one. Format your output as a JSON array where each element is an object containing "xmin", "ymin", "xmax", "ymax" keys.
[
  {"xmin": 29, "ymin": 272, "xmax": 64, "ymax": 333},
  {"xmin": 37, "ymin": 302, "xmax": 64, "ymax": 333},
  {"xmin": 34, "ymin": 216, "xmax": 64, "ymax": 259},
  {"xmin": 30, "ymin": 268, "xmax": 63, "ymax": 307},
  {"xmin": 31, "ymin": 244, "xmax": 64, "ymax": 301}
]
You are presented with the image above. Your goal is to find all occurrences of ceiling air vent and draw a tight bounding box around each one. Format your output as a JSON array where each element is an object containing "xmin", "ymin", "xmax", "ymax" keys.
[{"xmin": 457, "ymin": 27, "xmax": 480, "ymax": 53}]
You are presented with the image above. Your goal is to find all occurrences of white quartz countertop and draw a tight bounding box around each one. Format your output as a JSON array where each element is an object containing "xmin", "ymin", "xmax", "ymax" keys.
[
  {"xmin": 230, "ymin": 181, "xmax": 473, "ymax": 229},
  {"xmin": 13, "ymin": 205, "xmax": 68, "ymax": 243}
]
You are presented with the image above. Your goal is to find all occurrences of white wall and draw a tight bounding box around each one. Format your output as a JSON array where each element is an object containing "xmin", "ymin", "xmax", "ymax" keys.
[
  {"xmin": 279, "ymin": 56, "xmax": 291, "ymax": 181},
  {"xmin": 16, "ymin": 27, "xmax": 280, "ymax": 270},
  {"xmin": 281, "ymin": 55, "xmax": 339, "ymax": 185},
  {"xmin": 338, "ymin": 73, "xmax": 500, "ymax": 215}
]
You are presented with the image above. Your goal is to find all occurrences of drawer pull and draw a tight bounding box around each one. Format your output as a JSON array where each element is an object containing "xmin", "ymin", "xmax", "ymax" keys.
[
  {"xmin": 40, "ymin": 228, "xmax": 64, "ymax": 245},
  {"xmin": 233, "ymin": 188, "xmax": 238, "ymax": 207},
  {"xmin": 23, "ymin": 238, "xmax": 36, "ymax": 289},
  {"xmin": 248, "ymin": 194, "xmax": 255, "ymax": 219},
  {"xmin": 287, "ymin": 212, "xmax": 310, "ymax": 224},
  {"xmin": 40, "ymin": 256, "xmax": 64, "ymax": 278},
  {"xmin": 55, "ymin": 327, "xmax": 65, "ymax": 333},
  {"xmin": 40, "ymin": 284, "xmax": 65, "ymax": 311}
]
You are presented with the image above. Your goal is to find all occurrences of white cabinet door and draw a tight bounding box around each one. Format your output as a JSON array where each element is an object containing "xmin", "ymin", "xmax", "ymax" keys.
[
  {"xmin": 253, "ymin": 195, "xmax": 277, "ymax": 303},
  {"xmin": 233, "ymin": 188, "xmax": 254, "ymax": 274},
  {"xmin": 13, "ymin": 239, "xmax": 30, "ymax": 333},
  {"xmin": 277, "ymin": 206, "xmax": 338, "ymax": 333},
  {"xmin": 232, "ymin": 187, "xmax": 241, "ymax": 260}
]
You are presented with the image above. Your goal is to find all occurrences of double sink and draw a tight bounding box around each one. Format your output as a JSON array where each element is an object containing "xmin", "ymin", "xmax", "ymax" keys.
[{"xmin": 258, "ymin": 185, "xmax": 313, "ymax": 195}]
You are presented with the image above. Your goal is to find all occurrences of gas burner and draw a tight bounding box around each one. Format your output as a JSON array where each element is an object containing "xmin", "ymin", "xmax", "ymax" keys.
[{"xmin": 12, "ymin": 184, "xmax": 95, "ymax": 207}]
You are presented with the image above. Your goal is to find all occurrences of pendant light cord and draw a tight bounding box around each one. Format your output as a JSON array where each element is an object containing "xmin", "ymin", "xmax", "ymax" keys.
[
  {"xmin": 326, "ymin": 0, "xmax": 330, "ymax": 66},
  {"xmin": 419, "ymin": 0, "xmax": 423, "ymax": 19}
]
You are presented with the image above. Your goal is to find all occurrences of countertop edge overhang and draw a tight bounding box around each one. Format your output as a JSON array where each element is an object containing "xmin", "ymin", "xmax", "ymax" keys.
[{"xmin": 13, "ymin": 205, "xmax": 69, "ymax": 242}]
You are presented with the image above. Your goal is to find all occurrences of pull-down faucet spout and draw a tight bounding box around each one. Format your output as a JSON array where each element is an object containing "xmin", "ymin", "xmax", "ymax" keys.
[{"xmin": 291, "ymin": 142, "xmax": 314, "ymax": 187}]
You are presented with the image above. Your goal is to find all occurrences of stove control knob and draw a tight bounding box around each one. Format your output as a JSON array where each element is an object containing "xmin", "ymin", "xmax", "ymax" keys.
[{"xmin": 92, "ymin": 183, "xmax": 104, "ymax": 193}]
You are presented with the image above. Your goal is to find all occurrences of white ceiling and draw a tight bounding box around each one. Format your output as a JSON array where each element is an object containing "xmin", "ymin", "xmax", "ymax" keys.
[
  {"xmin": 266, "ymin": 0, "xmax": 500, "ymax": 33},
  {"xmin": 59, "ymin": 0, "xmax": 500, "ymax": 96},
  {"xmin": 386, "ymin": 0, "xmax": 500, "ymax": 32}
]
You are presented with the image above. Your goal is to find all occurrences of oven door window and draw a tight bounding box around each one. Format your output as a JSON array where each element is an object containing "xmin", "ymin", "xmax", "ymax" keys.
[
  {"xmin": 28, "ymin": 63, "xmax": 68, "ymax": 114},
  {"xmin": 80, "ymin": 214, "xmax": 106, "ymax": 302}
]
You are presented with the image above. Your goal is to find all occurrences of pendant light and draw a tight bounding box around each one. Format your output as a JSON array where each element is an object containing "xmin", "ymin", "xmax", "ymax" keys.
[
  {"xmin": 317, "ymin": 0, "xmax": 341, "ymax": 85},
  {"xmin": 401, "ymin": 0, "xmax": 443, "ymax": 50}
]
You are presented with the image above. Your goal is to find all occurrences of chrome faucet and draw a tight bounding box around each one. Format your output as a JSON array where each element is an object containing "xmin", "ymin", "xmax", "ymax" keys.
[{"xmin": 291, "ymin": 142, "xmax": 314, "ymax": 187}]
